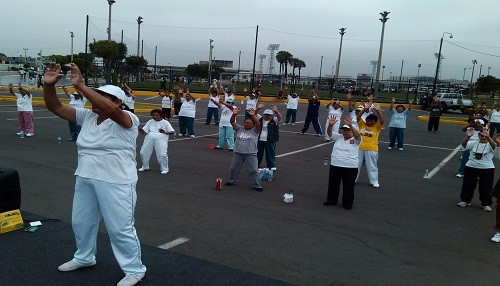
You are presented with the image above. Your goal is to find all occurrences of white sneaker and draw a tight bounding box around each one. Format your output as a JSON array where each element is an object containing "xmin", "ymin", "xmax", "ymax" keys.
[
  {"xmin": 160, "ymin": 170, "xmax": 169, "ymax": 174},
  {"xmin": 456, "ymin": 174, "xmax": 464, "ymax": 178},
  {"xmin": 117, "ymin": 273, "xmax": 145, "ymax": 286},
  {"xmin": 457, "ymin": 202, "xmax": 470, "ymax": 207},
  {"xmin": 26, "ymin": 133, "xmax": 34, "ymax": 137},
  {"xmin": 398, "ymin": 148, "xmax": 403, "ymax": 151},
  {"xmin": 291, "ymin": 123, "xmax": 295, "ymax": 125},
  {"xmin": 491, "ymin": 232, "xmax": 500, "ymax": 243},
  {"xmin": 270, "ymin": 167, "xmax": 277, "ymax": 171},
  {"xmin": 372, "ymin": 183, "xmax": 380, "ymax": 188},
  {"xmin": 16, "ymin": 131, "xmax": 24, "ymax": 136},
  {"xmin": 387, "ymin": 146, "xmax": 393, "ymax": 150},
  {"xmin": 58, "ymin": 260, "xmax": 96, "ymax": 272},
  {"xmin": 138, "ymin": 167, "xmax": 149, "ymax": 172},
  {"xmin": 483, "ymin": 205, "xmax": 492, "ymax": 212},
  {"xmin": 190, "ymin": 135, "xmax": 195, "ymax": 138}
]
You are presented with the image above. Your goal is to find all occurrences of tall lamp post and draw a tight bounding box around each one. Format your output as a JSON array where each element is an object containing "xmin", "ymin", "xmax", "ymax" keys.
[
  {"xmin": 431, "ymin": 32, "xmax": 453, "ymax": 96},
  {"xmin": 470, "ymin": 59, "xmax": 477, "ymax": 97},
  {"xmin": 399, "ymin": 59, "xmax": 404, "ymax": 91},
  {"xmin": 23, "ymin": 48, "xmax": 28, "ymax": 64},
  {"xmin": 208, "ymin": 39, "xmax": 214, "ymax": 84},
  {"xmin": 374, "ymin": 11, "xmax": 389, "ymax": 98},
  {"xmin": 488, "ymin": 67, "xmax": 492, "ymax": 76},
  {"xmin": 463, "ymin": 67, "xmax": 467, "ymax": 81},
  {"xmin": 334, "ymin": 28, "xmax": 346, "ymax": 90},
  {"xmin": 415, "ymin": 64, "xmax": 421, "ymax": 102},
  {"xmin": 107, "ymin": 0, "xmax": 115, "ymax": 41},
  {"xmin": 70, "ymin": 31, "xmax": 74, "ymax": 62},
  {"xmin": 136, "ymin": 16, "xmax": 143, "ymax": 56}
]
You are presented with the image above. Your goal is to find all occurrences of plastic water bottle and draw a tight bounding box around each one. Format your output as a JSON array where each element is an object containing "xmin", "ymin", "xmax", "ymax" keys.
[
  {"xmin": 57, "ymin": 134, "xmax": 62, "ymax": 144},
  {"xmin": 323, "ymin": 156, "xmax": 329, "ymax": 166}
]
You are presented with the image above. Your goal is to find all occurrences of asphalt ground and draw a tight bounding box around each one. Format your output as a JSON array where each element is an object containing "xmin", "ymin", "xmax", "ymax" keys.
[{"xmin": 0, "ymin": 90, "xmax": 499, "ymax": 286}]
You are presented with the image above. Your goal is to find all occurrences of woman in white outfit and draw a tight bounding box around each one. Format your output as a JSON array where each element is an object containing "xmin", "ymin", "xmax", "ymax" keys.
[
  {"xmin": 324, "ymin": 99, "xmax": 343, "ymax": 141},
  {"xmin": 43, "ymin": 63, "xmax": 146, "ymax": 286},
  {"xmin": 139, "ymin": 109, "xmax": 175, "ymax": 174}
]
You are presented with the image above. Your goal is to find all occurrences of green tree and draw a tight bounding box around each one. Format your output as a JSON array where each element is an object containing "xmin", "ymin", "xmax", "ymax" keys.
[
  {"xmin": 276, "ymin": 51, "xmax": 293, "ymax": 83},
  {"xmin": 476, "ymin": 75, "xmax": 500, "ymax": 95},
  {"xmin": 125, "ymin": 55, "xmax": 148, "ymax": 83},
  {"xmin": 89, "ymin": 40, "xmax": 127, "ymax": 84}
]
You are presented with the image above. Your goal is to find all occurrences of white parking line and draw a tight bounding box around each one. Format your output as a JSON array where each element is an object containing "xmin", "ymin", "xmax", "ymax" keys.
[
  {"xmin": 7, "ymin": 115, "xmax": 59, "ymax": 120},
  {"xmin": 277, "ymin": 141, "xmax": 332, "ymax": 158},
  {"xmin": 158, "ymin": 237, "xmax": 190, "ymax": 250},
  {"xmin": 423, "ymin": 144, "xmax": 463, "ymax": 179},
  {"xmin": 170, "ymin": 133, "xmax": 218, "ymax": 141}
]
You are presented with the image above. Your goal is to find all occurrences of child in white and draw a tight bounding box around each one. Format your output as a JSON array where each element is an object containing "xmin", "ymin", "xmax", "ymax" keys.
[
  {"xmin": 139, "ymin": 109, "xmax": 175, "ymax": 174},
  {"xmin": 324, "ymin": 99, "xmax": 344, "ymax": 141},
  {"xmin": 285, "ymin": 91, "xmax": 299, "ymax": 125},
  {"xmin": 244, "ymin": 87, "xmax": 259, "ymax": 120}
]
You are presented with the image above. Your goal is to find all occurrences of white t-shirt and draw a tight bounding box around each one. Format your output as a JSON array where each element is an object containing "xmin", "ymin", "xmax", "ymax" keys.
[
  {"xmin": 161, "ymin": 96, "xmax": 172, "ymax": 108},
  {"xmin": 245, "ymin": 97, "xmax": 258, "ymax": 111},
  {"xmin": 219, "ymin": 105, "xmax": 235, "ymax": 127},
  {"xmin": 142, "ymin": 119, "xmax": 174, "ymax": 140},
  {"xmin": 16, "ymin": 93, "xmax": 33, "ymax": 111},
  {"xmin": 327, "ymin": 106, "xmax": 343, "ymax": 122},
  {"xmin": 257, "ymin": 116, "xmax": 279, "ymax": 142},
  {"xmin": 286, "ymin": 95, "xmax": 299, "ymax": 110},
  {"xmin": 178, "ymin": 98, "xmax": 196, "ymax": 118},
  {"xmin": 465, "ymin": 141, "xmax": 495, "ymax": 169},
  {"xmin": 224, "ymin": 92, "xmax": 235, "ymax": 102},
  {"xmin": 75, "ymin": 108, "xmax": 139, "ymax": 184},
  {"xmin": 69, "ymin": 93, "xmax": 87, "ymax": 109},
  {"xmin": 123, "ymin": 95, "xmax": 135, "ymax": 110},
  {"xmin": 208, "ymin": 95, "xmax": 219, "ymax": 108},
  {"xmin": 329, "ymin": 133, "xmax": 361, "ymax": 168}
]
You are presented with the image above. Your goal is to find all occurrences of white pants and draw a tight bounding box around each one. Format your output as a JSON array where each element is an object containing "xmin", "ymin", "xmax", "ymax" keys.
[
  {"xmin": 325, "ymin": 120, "xmax": 340, "ymax": 141},
  {"xmin": 140, "ymin": 136, "xmax": 169, "ymax": 172},
  {"xmin": 72, "ymin": 176, "xmax": 146, "ymax": 275},
  {"xmin": 356, "ymin": 150, "xmax": 379, "ymax": 185}
]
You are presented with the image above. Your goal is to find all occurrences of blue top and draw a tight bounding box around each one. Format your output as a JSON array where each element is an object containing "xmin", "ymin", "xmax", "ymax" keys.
[
  {"xmin": 307, "ymin": 99, "xmax": 321, "ymax": 117},
  {"xmin": 388, "ymin": 108, "xmax": 410, "ymax": 128}
]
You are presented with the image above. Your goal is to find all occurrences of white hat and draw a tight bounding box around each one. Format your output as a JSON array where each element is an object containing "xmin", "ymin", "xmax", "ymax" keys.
[
  {"xmin": 340, "ymin": 124, "xmax": 351, "ymax": 130},
  {"xmin": 92, "ymin": 85, "xmax": 126, "ymax": 103},
  {"xmin": 475, "ymin": 119, "xmax": 485, "ymax": 126},
  {"xmin": 263, "ymin": 109, "xmax": 274, "ymax": 115}
]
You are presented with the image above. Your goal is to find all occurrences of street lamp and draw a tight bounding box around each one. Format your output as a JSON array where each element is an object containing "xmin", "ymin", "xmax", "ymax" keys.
[
  {"xmin": 470, "ymin": 59, "xmax": 477, "ymax": 96},
  {"xmin": 23, "ymin": 48, "xmax": 28, "ymax": 63},
  {"xmin": 107, "ymin": 0, "xmax": 115, "ymax": 41},
  {"xmin": 381, "ymin": 65, "xmax": 385, "ymax": 80},
  {"xmin": 137, "ymin": 16, "xmax": 143, "ymax": 56},
  {"xmin": 463, "ymin": 67, "xmax": 467, "ymax": 81},
  {"xmin": 334, "ymin": 28, "xmax": 346, "ymax": 90},
  {"xmin": 70, "ymin": 31, "xmax": 75, "ymax": 62},
  {"xmin": 374, "ymin": 11, "xmax": 390, "ymax": 97},
  {"xmin": 208, "ymin": 39, "xmax": 214, "ymax": 83},
  {"xmin": 399, "ymin": 59, "xmax": 404, "ymax": 91},
  {"xmin": 431, "ymin": 32, "xmax": 453, "ymax": 96},
  {"xmin": 415, "ymin": 64, "xmax": 421, "ymax": 102},
  {"xmin": 488, "ymin": 67, "xmax": 492, "ymax": 76}
]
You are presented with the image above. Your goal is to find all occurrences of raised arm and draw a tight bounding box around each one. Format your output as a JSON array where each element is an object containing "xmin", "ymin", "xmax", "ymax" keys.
[
  {"xmin": 248, "ymin": 108, "xmax": 261, "ymax": 132},
  {"xmin": 230, "ymin": 107, "xmax": 240, "ymax": 129},
  {"xmin": 270, "ymin": 104, "xmax": 283, "ymax": 122},
  {"xmin": 461, "ymin": 127, "xmax": 474, "ymax": 148},
  {"xmin": 43, "ymin": 64, "xmax": 76, "ymax": 122},
  {"xmin": 61, "ymin": 85, "xmax": 71, "ymax": 98},
  {"xmin": 373, "ymin": 103, "xmax": 384, "ymax": 126},
  {"xmin": 326, "ymin": 115, "xmax": 339, "ymax": 137},
  {"xmin": 8, "ymin": 83, "xmax": 15, "ymax": 96},
  {"xmin": 390, "ymin": 97, "xmax": 395, "ymax": 110}
]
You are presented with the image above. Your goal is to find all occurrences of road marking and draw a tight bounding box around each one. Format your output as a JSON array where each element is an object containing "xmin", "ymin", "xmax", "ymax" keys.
[
  {"xmin": 143, "ymin": 96, "xmax": 158, "ymax": 101},
  {"xmin": 378, "ymin": 141, "xmax": 456, "ymax": 151},
  {"xmin": 170, "ymin": 132, "xmax": 218, "ymax": 141},
  {"xmin": 423, "ymin": 144, "xmax": 463, "ymax": 179},
  {"xmin": 158, "ymin": 237, "xmax": 190, "ymax": 250},
  {"xmin": 277, "ymin": 141, "xmax": 332, "ymax": 158},
  {"xmin": 7, "ymin": 115, "xmax": 59, "ymax": 120}
]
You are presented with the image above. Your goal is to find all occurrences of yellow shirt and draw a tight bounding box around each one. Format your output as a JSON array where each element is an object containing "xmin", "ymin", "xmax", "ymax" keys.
[{"xmin": 358, "ymin": 120, "xmax": 382, "ymax": 152}]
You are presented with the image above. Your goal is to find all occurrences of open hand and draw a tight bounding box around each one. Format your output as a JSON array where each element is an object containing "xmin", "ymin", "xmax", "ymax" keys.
[{"xmin": 44, "ymin": 63, "xmax": 63, "ymax": 86}]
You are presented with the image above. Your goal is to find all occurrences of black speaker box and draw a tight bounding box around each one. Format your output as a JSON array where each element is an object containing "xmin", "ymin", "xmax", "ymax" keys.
[{"xmin": 0, "ymin": 167, "xmax": 21, "ymax": 213}]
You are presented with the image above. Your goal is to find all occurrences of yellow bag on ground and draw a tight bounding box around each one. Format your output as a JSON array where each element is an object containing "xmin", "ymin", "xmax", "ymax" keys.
[{"xmin": 0, "ymin": 209, "xmax": 24, "ymax": 234}]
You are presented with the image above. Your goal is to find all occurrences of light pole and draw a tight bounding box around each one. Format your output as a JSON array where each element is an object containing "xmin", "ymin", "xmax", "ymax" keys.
[
  {"xmin": 431, "ymin": 32, "xmax": 453, "ymax": 96},
  {"xmin": 478, "ymin": 64, "xmax": 483, "ymax": 78},
  {"xmin": 388, "ymin": 71, "xmax": 392, "ymax": 93},
  {"xmin": 470, "ymin": 59, "xmax": 477, "ymax": 96},
  {"xmin": 136, "ymin": 16, "xmax": 143, "ymax": 56},
  {"xmin": 488, "ymin": 67, "xmax": 492, "ymax": 76},
  {"xmin": 399, "ymin": 59, "xmax": 404, "ymax": 91},
  {"xmin": 70, "ymin": 31, "xmax": 74, "ymax": 62},
  {"xmin": 381, "ymin": 65, "xmax": 385, "ymax": 80},
  {"xmin": 334, "ymin": 27, "xmax": 346, "ymax": 90},
  {"xmin": 107, "ymin": 0, "xmax": 115, "ymax": 41},
  {"xmin": 415, "ymin": 64, "xmax": 421, "ymax": 102},
  {"xmin": 463, "ymin": 67, "xmax": 467, "ymax": 81},
  {"xmin": 23, "ymin": 48, "xmax": 28, "ymax": 62},
  {"xmin": 374, "ymin": 11, "xmax": 389, "ymax": 97},
  {"xmin": 208, "ymin": 39, "xmax": 214, "ymax": 83}
]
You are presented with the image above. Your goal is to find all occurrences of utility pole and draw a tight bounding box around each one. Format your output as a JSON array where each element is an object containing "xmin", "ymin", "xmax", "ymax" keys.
[
  {"xmin": 70, "ymin": 31, "xmax": 74, "ymax": 62},
  {"xmin": 374, "ymin": 11, "xmax": 389, "ymax": 98}
]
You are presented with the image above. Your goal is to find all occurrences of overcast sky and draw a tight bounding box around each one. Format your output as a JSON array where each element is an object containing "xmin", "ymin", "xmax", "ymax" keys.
[{"xmin": 2, "ymin": 0, "xmax": 499, "ymax": 81}]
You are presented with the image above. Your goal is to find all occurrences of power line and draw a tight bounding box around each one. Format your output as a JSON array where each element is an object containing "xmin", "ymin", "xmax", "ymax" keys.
[{"xmin": 445, "ymin": 40, "xmax": 500, "ymax": 58}]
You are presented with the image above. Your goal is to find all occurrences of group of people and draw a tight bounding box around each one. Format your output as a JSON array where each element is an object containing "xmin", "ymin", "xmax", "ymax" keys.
[{"xmin": 20, "ymin": 61, "xmax": 497, "ymax": 286}]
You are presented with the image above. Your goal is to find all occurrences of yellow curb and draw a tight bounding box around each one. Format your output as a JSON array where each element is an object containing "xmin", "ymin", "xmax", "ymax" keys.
[{"xmin": 417, "ymin": 115, "xmax": 468, "ymax": 125}]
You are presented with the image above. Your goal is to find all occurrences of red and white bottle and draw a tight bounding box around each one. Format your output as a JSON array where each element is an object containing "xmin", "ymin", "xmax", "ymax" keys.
[{"xmin": 216, "ymin": 178, "xmax": 222, "ymax": 190}]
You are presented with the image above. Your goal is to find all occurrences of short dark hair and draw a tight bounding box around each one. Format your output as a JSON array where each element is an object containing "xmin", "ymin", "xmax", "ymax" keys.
[
  {"xmin": 150, "ymin": 108, "xmax": 163, "ymax": 117},
  {"xmin": 366, "ymin": 114, "xmax": 378, "ymax": 122}
]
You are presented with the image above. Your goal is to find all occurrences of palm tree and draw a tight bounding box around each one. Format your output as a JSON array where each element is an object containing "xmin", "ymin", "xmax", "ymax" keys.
[
  {"xmin": 276, "ymin": 51, "xmax": 293, "ymax": 83},
  {"xmin": 296, "ymin": 59, "xmax": 306, "ymax": 85}
]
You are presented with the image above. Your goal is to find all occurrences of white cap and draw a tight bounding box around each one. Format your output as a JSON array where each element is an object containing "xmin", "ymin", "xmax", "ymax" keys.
[
  {"xmin": 92, "ymin": 85, "xmax": 126, "ymax": 103},
  {"xmin": 340, "ymin": 124, "xmax": 351, "ymax": 130}
]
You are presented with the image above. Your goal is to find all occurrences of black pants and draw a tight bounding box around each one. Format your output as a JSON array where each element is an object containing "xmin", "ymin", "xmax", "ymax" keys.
[
  {"xmin": 460, "ymin": 166, "xmax": 494, "ymax": 206},
  {"xmin": 174, "ymin": 103, "xmax": 182, "ymax": 115},
  {"xmin": 301, "ymin": 115, "xmax": 322, "ymax": 135},
  {"xmin": 327, "ymin": 166, "xmax": 358, "ymax": 209},
  {"xmin": 427, "ymin": 116, "xmax": 440, "ymax": 131},
  {"xmin": 162, "ymin": 108, "xmax": 171, "ymax": 119}
]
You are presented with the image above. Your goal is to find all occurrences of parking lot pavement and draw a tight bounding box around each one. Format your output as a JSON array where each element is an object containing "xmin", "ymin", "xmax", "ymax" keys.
[{"xmin": 0, "ymin": 96, "xmax": 499, "ymax": 285}]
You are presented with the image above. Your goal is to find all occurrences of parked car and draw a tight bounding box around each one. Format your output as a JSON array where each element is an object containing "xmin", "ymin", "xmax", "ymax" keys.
[{"xmin": 435, "ymin": 92, "xmax": 474, "ymax": 113}]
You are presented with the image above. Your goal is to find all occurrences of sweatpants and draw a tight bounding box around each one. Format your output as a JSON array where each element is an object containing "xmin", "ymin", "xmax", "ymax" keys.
[
  {"xmin": 217, "ymin": 126, "xmax": 235, "ymax": 149},
  {"xmin": 356, "ymin": 150, "xmax": 379, "ymax": 185},
  {"xmin": 72, "ymin": 176, "xmax": 146, "ymax": 275},
  {"xmin": 140, "ymin": 136, "xmax": 169, "ymax": 172},
  {"xmin": 460, "ymin": 166, "xmax": 493, "ymax": 206},
  {"xmin": 228, "ymin": 153, "xmax": 262, "ymax": 188},
  {"xmin": 326, "ymin": 166, "xmax": 358, "ymax": 209},
  {"xmin": 18, "ymin": 111, "xmax": 34, "ymax": 133}
]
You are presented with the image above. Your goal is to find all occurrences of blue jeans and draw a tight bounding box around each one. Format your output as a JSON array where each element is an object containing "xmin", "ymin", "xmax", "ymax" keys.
[
  {"xmin": 178, "ymin": 116, "xmax": 195, "ymax": 135},
  {"xmin": 206, "ymin": 107, "xmax": 219, "ymax": 124},
  {"xmin": 257, "ymin": 141, "xmax": 277, "ymax": 168},
  {"xmin": 68, "ymin": 121, "xmax": 82, "ymax": 140},
  {"xmin": 285, "ymin": 109, "xmax": 297, "ymax": 124},
  {"xmin": 388, "ymin": 127, "xmax": 405, "ymax": 149},
  {"xmin": 489, "ymin": 122, "xmax": 500, "ymax": 137},
  {"xmin": 457, "ymin": 150, "xmax": 470, "ymax": 175}
]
